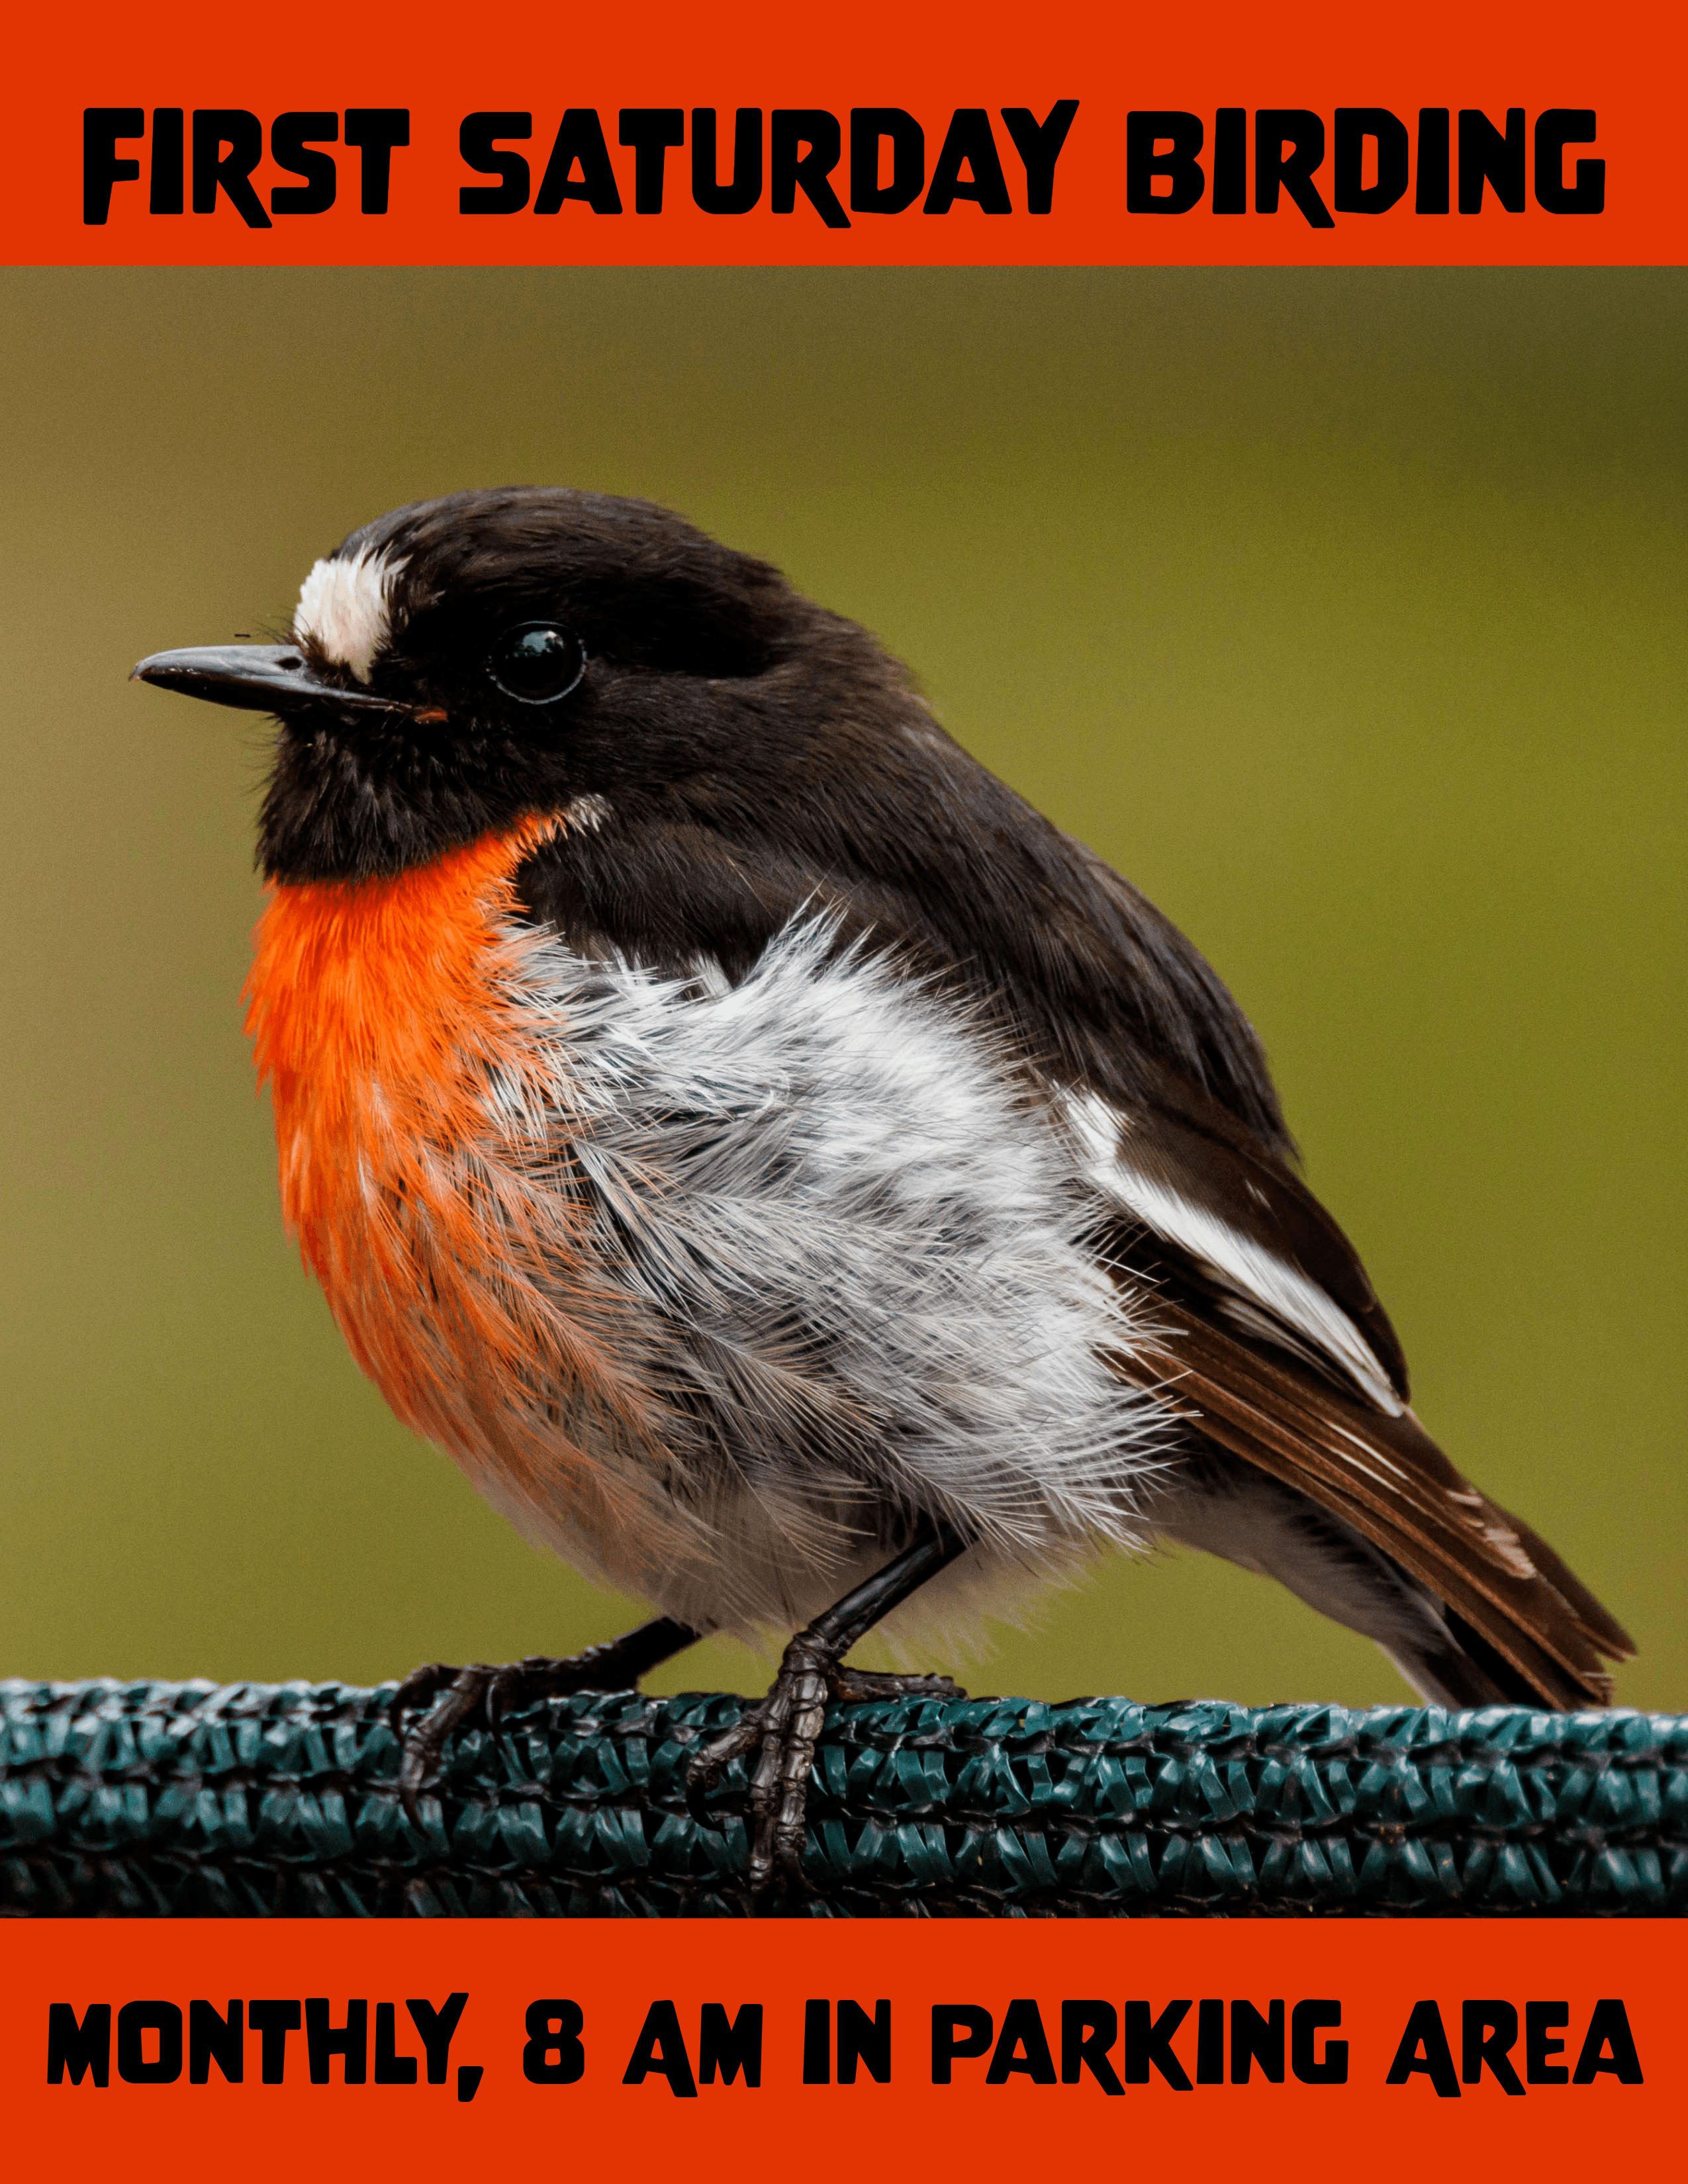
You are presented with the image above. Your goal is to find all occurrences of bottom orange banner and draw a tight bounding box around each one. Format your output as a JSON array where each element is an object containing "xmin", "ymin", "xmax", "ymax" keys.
[{"xmin": 3, "ymin": 1920, "xmax": 1673, "ymax": 2181}]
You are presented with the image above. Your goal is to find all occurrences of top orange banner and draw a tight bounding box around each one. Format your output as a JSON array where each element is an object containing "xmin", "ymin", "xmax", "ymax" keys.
[{"xmin": 7, "ymin": 0, "xmax": 1683, "ymax": 265}]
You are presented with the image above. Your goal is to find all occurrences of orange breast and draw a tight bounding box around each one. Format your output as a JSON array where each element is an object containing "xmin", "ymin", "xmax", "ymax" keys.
[{"xmin": 243, "ymin": 815, "xmax": 649, "ymax": 1526}]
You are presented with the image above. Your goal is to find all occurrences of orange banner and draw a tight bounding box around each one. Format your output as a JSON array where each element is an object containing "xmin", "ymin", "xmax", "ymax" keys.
[
  {"xmin": 6, "ymin": 0, "xmax": 1682, "ymax": 265},
  {"xmin": 3, "ymin": 1919, "xmax": 1678, "ymax": 2180}
]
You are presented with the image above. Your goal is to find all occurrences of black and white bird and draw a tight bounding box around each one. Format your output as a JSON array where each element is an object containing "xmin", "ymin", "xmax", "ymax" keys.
[{"xmin": 133, "ymin": 486, "xmax": 1632, "ymax": 1893}]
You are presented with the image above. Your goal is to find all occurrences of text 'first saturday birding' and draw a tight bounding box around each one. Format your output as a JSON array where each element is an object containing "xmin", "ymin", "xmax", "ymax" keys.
[
  {"xmin": 132, "ymin": 488, "xmax": 1632, "ymax": 1897},
  {"xmin": 81, "ymin": 103, "xmax": 1609, "ymax": 228}
]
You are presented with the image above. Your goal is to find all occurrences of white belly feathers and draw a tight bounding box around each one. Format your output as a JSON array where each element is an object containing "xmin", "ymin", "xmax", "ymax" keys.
[{"xmin": 469, "ymin": 911, "xmax": 1174, "ymax": 1639}]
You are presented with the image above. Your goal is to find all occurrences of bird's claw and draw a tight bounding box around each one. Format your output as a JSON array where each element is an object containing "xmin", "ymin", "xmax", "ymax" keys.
[
  {"xmin": 686, "ymin": 1654, "xmax": 967, "ymax": 1901},
  {"xmin": 388, "ymin": 1653, "xmax": 622, "ymax": 1825},
  {"xmin": 389, "ymin": 1661, "xmax": 510, "ymax": 1826}
]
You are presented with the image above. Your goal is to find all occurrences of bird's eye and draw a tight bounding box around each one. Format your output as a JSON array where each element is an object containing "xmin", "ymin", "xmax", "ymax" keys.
[{"xmin": 486, "ymin": 622, "xmax": 587, "ymax": 705}]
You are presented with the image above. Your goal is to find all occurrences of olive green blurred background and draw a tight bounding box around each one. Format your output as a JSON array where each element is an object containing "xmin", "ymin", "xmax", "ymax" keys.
[{"xmin": 1, "ymin": 267, "xmax": 1681, "ymax": 1709}]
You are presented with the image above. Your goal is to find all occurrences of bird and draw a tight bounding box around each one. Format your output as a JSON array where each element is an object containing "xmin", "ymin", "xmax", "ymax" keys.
[{"xmin": 132, "ymin": 485, "xmax": 1633, "ymax": 1897}]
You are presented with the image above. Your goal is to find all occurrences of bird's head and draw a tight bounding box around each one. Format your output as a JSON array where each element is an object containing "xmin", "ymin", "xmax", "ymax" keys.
[{"xmin": 133, "ymin": 486, "xmax": 884, "ymax": 883}]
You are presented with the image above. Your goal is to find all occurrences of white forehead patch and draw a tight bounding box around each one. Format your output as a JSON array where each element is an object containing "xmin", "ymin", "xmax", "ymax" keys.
[{"xmin": 293, "ymin": 545, "xmax": 404, "ymax": 684}]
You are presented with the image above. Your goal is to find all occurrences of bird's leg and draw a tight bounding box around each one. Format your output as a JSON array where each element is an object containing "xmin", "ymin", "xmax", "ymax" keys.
[
  {"xmin": 687, "ymin": 1518, "xmax": 970, "ymax": 1899},
  {"xmin": 391, "ymin": 1615, "xmax": 700, "ymax": 1823}
]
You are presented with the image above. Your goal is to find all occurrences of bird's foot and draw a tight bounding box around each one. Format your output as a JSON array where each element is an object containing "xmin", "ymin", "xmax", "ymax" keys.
[
  {"xmin": 387, "ymin": 1655, "xmax": 598, "ymax": 1823},
  {"xmin": 389, "ymin": 1616, "xmax": 698, "ymax": 1824},
  {"xmin": 687, "ymin": 1645, "xmax": 966, "ymax": 1901},
  {"xmin": 830, "ymin": 1666, "xmax": 965, "ymax": 1705}
]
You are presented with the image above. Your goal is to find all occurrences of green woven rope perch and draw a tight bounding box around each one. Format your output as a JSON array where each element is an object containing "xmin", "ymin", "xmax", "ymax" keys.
[{"xmin": 2, "ymin": 1678, "xmax": 1683, "ymax": 1918}]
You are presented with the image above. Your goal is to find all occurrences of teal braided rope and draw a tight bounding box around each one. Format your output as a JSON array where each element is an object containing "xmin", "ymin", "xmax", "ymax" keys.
[{"xmin": 1, "ymin": 1679, "xmax": 1683, "ymax": 1917}]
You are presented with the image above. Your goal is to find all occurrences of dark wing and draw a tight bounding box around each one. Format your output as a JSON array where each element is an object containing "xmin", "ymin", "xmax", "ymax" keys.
[
  {"xmin": 1115, "ymin": 1297, "xmax": 1632, "ymax": 1704},
  {"xmin": 1053, "ymin": 898, "xmax": 1634, "ymax": 1706}
]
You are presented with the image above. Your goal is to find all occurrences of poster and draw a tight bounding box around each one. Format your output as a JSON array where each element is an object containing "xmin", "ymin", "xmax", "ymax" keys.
[{"xmin": 1, "ymin": 0, "xmax": 1681, "ymax": 2167}]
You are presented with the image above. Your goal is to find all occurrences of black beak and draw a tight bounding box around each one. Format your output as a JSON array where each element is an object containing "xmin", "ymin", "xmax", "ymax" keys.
[{"xmin": 130, "ymin": 643, "xmax": 404, "ymax": 714}]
